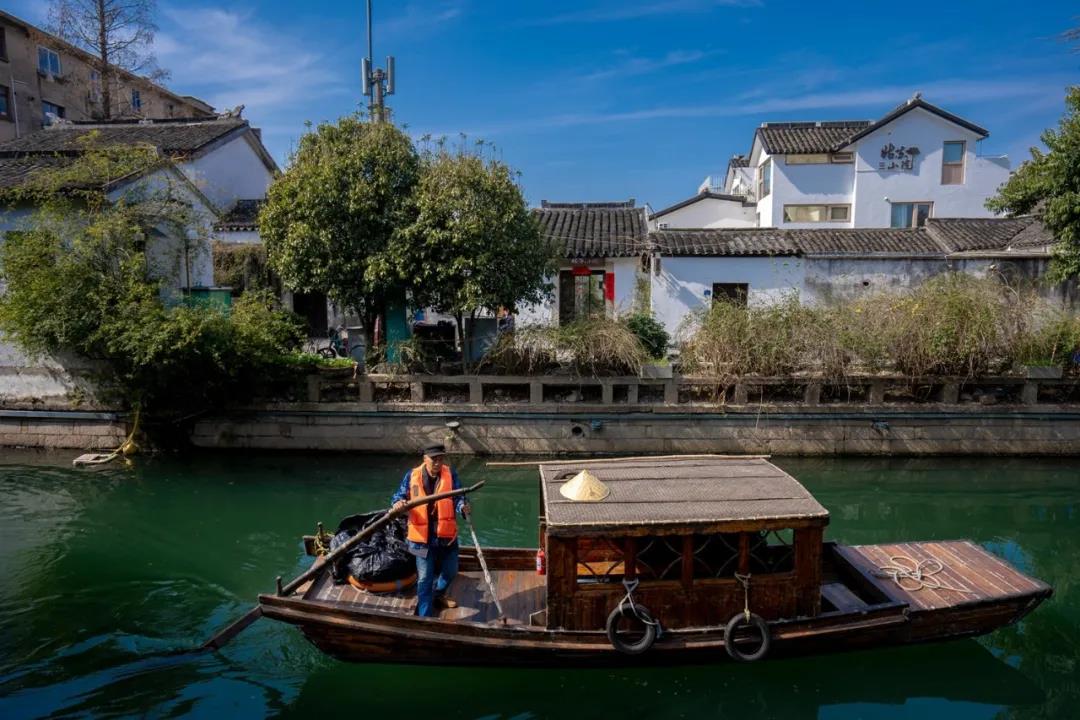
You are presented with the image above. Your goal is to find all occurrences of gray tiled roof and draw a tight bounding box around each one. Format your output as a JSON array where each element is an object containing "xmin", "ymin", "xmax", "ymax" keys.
[
  {"xmin": 0, "ymin": 118, "xmax": 248, "ymax": 157},
  {"xmin": 728, "ymin": 154, "xmax": 748, "ymax": 169},
  {"xmin": 535, "ymin": 201, "xmax": 647, "ymax": 258},
  {"xmin": 0, "ymin": 156, "xmax": 73, "ymax": 189},
  {"xmin": 214, "ymin": 199, "xmax": 264, "ymax": 231},
  {"xmin": 756, "ymin": 121, "xmax": 871, "ymax": 154},
  {"xmin": 1006, "ymin": 219, "xmax": 1055, "ymax": 250},
  {"xmin": 652, "ymin": 222, "xmax": 1037, "ymax": 258},
  {"xmin": 925, "ymin": 217, "xmax": 1047, "ymax": 253},
  {"xmin": 792, "ymin": 228, "xmax": 942, "ymax": 255},
  {"xmin": 653, "ymin": 229, "xmax": 799, "ymax": 256}
]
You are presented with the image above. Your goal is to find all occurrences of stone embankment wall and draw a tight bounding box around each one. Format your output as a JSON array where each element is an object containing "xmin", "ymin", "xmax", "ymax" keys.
[
  {"xmin": 189, "ymin": 372, "xmax": 1080, "ymax": 456},
  {"xmin": 0, "ymin": 410, "xmax": 126, "ymax": 449}
]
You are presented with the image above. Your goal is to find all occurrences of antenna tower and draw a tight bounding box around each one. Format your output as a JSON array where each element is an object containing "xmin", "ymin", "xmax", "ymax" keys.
[{"xmin": 361, "ymin": 0, "xmax": 396, "ymax": 123}]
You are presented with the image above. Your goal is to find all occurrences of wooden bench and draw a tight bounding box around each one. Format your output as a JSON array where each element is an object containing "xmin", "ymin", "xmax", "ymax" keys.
[{"xmin": 821, "ymin": 582, "xmax": 868, "ymax": 613}]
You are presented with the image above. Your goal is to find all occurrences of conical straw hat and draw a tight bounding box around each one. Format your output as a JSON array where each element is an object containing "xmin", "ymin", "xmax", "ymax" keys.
[{"xmin": 559, "ymin": 469, "xmax": 610, "ymax": 502}]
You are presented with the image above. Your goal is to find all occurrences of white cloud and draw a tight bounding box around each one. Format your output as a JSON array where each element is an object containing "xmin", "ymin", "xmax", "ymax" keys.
[
  {"xmin": 153, "ymin": 4, "xmax": 350, "ymax": 112},
  {"xmin": 582, "ymin": 50, "xmax": 718, "ymax": 82},
  {"xmin": 376, "ymin": 1, "xmax": 467, "ymax": 38},
  {"xmin": 472, "ymin": 76, "xmax": 1071, "ymax": 135}
]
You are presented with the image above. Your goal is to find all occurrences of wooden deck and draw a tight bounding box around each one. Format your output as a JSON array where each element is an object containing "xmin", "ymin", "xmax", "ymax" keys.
[
  {"xmin": 304, "ymin": 567, "xmax": 546, "ymax": 625},
  {"xmin": 835, "ymin": 540, "xmax": 1049, "ymax": 612}
]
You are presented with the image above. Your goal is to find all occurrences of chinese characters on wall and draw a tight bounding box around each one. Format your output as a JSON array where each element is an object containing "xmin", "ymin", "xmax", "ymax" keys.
[{"xmin": 879, "ymin": 143, "xmax": 920, "ymax": 171}]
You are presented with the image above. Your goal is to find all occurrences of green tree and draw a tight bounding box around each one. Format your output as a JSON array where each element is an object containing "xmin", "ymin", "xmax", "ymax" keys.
[
  {"xmin": 987, "ymin": 86, "xmax": 1080, "ymax": 280},
  {"xmin": 374, "ymin": 149, "xmax": 553, "ymax": 365},
  {"xmin": 0, "ymin": 137, "xmax": 304, "ymax": 422},
  {"xmin": 258, "ymin": 116, "xmax": 421, "ymax": 338}
]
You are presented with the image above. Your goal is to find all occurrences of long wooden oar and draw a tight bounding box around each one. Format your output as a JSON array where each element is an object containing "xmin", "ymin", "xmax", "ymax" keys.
[
  {"xmin": 464, "ymin": 509, "xmax": 505, "ymax": 623},
  {"xmin": 201, "ymin": 480, "xmax": 485, "ymax": 652}
]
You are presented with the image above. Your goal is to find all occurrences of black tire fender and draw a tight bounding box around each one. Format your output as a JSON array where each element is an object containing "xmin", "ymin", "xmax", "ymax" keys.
[
  {"xmin": 606, "ymin": 602, "xmax": 659, "ymax": 655},
  {"xmin": 723, "ymin": 612, "xmax": 771, "ymax": 662}
]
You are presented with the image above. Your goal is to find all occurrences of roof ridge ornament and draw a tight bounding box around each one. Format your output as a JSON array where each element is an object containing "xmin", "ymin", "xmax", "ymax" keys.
[{"xmin": 559, "ymin": 470, "xmax": 610, "ymax": 502}]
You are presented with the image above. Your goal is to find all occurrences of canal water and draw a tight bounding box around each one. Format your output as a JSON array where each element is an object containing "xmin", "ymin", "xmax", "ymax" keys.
[{"xmin": 0, "ymin": 451, "xmax": 1076, "ymax": 719}]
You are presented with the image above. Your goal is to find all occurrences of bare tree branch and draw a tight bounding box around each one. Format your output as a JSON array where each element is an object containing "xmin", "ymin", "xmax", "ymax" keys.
[{"xmin": 47, "ymin": 0, "xmax": 169, "ymax": 119}]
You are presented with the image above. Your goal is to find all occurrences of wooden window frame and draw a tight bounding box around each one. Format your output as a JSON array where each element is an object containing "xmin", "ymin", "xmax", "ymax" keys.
[
  {"xmin": 131, "ymin": 88, "xmax": 142, "ymax": 111},
  {"xmin": 890, "ymin": 201, "xmax": 934, "ymax": 228},
  {"xmin": 783, "ymin": 204, "xmax": 851, "ymax": 223},
  {"xmin": 941, "ymin": 140, "xmax": 965, "ymax": 185}
]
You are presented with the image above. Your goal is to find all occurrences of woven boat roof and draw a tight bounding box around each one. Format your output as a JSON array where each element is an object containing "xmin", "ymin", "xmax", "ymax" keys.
[{"xmin": 539, "ymin": 456, "xmax": 828, "ymax": 535}]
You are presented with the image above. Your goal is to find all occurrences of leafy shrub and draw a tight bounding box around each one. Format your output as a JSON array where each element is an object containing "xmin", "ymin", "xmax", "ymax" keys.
[{"xmin": 624, "ymin": 313, "xmax": 670, "ymax": 359}]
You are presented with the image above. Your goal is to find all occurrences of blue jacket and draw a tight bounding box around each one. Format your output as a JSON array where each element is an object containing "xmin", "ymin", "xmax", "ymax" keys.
[{"xmin": 391, "ymin": 466, "xmax": 466, "ymax": 548}]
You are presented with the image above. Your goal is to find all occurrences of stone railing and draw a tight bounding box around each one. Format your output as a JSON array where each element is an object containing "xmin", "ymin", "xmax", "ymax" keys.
[{"xmin": 300, "ymin": 369, "xmax": 1080, "ymax": 409}]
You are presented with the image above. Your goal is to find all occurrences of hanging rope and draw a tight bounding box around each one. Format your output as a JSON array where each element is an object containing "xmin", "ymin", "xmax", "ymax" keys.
[
  {"xmin": 734, "ymin": 572, "xmax": 753, "ymax": 620},
  {"xmin": 873, "ymin": 555, "xmax": 977, "ymax": 594}
]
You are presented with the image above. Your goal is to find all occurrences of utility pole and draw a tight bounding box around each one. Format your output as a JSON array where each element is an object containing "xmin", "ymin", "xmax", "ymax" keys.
[{"xmin": 361, "ymin": 0, "xmax": 396, "ymax": 123}]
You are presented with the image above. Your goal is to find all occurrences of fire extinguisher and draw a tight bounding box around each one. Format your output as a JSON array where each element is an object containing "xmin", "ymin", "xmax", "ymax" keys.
[{"xmin": 536, "ymin": 547, "xmax": 546, "ymax": 575}]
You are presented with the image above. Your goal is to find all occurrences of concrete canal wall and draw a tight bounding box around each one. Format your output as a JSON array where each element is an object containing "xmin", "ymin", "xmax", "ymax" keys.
[
  {"xmin": 189, "ymin": 405, "xmax": 1080, "ymax": 456},
  {"xmin": 187, "ymin": 372, "xmax": 1080, "ymax": 455},
  {"xmin": 0, "ymin": 409, "xmax": 127, "ymax": 450}
]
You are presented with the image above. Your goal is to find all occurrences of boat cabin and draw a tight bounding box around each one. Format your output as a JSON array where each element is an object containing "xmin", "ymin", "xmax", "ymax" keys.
[{"xmin": 538, "ymin": 456, "xmax": 829, "ymax": 630}]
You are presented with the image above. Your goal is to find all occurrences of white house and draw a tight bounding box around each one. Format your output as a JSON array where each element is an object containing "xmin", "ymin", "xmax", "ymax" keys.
[
  {"xmin": 648, "ymin": 217, "xmax": 1064, "ymax": 339},
  {"xmin": 0, "ymin": 114, "xmax": 278, "ymax": 407},
  {"xmin": 670, "ymin": 95, "xmax": 1010, "ymax": 232},
  {"xmin": 521, "ymin": 200, "xmax": 647, "ymax": 325}
]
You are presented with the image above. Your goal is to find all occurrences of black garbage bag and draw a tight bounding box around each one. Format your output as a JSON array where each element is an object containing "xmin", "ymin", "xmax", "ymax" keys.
[{"xmin": 328, "ymin": 511, "xmax": 414, "ymax": 585}]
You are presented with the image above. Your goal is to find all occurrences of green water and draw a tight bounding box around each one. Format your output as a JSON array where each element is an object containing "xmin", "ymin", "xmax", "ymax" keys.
[{"xmin": 0, "ymin": 451, "xmax": 1077, "ymax": 719}]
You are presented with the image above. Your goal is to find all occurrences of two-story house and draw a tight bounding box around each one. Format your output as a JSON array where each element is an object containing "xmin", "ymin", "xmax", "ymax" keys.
[
  {"xmin": 0, "ymin": 10, "xmax": 214, "ymax": 143},
  {"xmin": 651, "ymin": 95, "xmax": 1010, "ymax": 231}
]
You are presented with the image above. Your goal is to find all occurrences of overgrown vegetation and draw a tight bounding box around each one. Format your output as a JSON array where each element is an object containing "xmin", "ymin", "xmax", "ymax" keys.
[
  {"xmin": 480, "ymin": 318, "xmax": 650, "ymax": 376},
  {"xmin": 679, "ymin": 274, "xmax": 1080, "ymax": 379},
  {"xmin": 0, "ymin": 137, "xmax": 306, "ymax": 421},
  {"xmin": 212, "ymin": 242, "xmax": 277, "ymax": 294},
  {"xmin": 625, "ymin": 313, "xmax": 670, "ymax": 359}
]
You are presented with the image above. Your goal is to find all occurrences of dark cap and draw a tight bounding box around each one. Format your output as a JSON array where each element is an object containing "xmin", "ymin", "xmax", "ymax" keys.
[{"xmin": 423, "ymin": 443, "xmax": 447, "ymax": 457}]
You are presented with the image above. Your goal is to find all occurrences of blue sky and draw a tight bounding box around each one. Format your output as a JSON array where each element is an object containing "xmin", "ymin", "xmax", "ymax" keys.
[{"xmin": 12, "ymin": 0, "xmax": 1079, "ymax": 208}]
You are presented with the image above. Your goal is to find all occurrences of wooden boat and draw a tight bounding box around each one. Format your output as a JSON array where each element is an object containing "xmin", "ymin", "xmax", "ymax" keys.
[{"xmin": 257, "ymin": 456, "xmax": 1051, "ymax": 666}]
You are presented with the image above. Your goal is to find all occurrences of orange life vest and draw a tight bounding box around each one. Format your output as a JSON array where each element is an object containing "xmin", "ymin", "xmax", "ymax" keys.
[{"xmin": 406, "ymin": 464, "xmax": 458, "ymax": 544}]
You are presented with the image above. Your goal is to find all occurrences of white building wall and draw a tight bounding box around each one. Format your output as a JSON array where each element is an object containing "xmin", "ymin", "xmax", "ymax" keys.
[
  {"xmin": 650, "ymin": 256, "xmax": 805, "ymax": 338},
  {"xmin": 770, "ymin": 160, "xmax": 855, "ymax": 229},
  {"xmin": 754, "ymin": 155, "xmax": 776, "ymax": 228},
  {"xmin": 850, "ymin": 108, "xmax": 1009, "ymax": 228},
  {"xmin": 652, "ymin": 198, "xmax": 757, "ymax": 229},
  {"xmin": 179, "ymin": 133, "xmax": 274, "ymax": 212}
]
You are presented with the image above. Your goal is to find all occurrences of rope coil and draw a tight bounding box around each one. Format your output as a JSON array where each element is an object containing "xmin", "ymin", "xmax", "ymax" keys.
[{"xmin": 873, "ymin": 555, "xmax": 977, "ymax": 594}]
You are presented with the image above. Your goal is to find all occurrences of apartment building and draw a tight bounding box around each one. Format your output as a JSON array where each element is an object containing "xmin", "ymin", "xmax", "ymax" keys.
[
  {"xmin": 652, "ymin": 95, "xmax": 1010, "ymax": 231},
  {"xmin": 0, "ymin": 10, "xmax": 213, "ymax": 142}
]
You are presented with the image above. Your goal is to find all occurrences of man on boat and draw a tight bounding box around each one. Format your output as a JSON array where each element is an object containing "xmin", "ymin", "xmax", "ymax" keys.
[{"xmin": 392, "ymin": 444, "xmax": 470, "ymax": 617}]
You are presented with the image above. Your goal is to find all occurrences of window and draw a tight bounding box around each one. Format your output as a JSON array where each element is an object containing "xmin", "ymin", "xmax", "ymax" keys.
[
  {"xmin": 829, "ymin": 205, "xmax": 850, "ymax": 221},
  {"xmin": 42, "ymin": 101, "xmax": 65, "ymax": 126},
  {"xmin": 0, "ymin": 27, "xmax": 8, "ymax": 62},
  {"xmin": 712, "ymin": 283, "xmax": 748, "ymax": 306},
  {"xmin": 89, "ymin": 70, "xmax": 101, "ymax": 103},
  {"xmin": 0, "ymin": 84, "xmax": 9, "ymax": 120},
  {"xmin": 831, "ymin": 152, "xmax": 854, "ymax": 163},
  {"xmin": 783, "ymin": 204, "xmax": 851, "ymax": 223},
  {"xmin": 757, "ymin": 159, "xmax": 772, "ymax": 199},
  {"xmin": 942, "ymin": 141, "xmax": 965, "ymax": 185},
  {"xmin": 38, "ymin": 46, "xmax": 62, "ymax": 76},
  {"xmin": 890, "ymin": 202, "xmax": 933, "ymax": 228},
  {"xmin": 786, "ymin": 154, "xmax": 830, "ymax": 165},
  {"xmin": 131, "ymin": 89, "xmax": 141, "ymax": 111}
]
